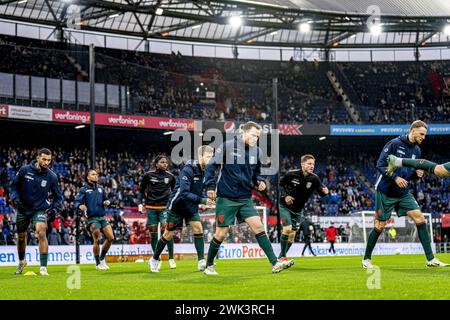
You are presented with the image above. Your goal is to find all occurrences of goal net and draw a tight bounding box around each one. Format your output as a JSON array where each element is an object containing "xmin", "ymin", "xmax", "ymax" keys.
[
  {"xmin": 171, "ymin": 205, "xmax": 268, "ymax": 244},
  {"xmin": 359, "ymin": 211, "xmax": 434, "ymax": 244}
]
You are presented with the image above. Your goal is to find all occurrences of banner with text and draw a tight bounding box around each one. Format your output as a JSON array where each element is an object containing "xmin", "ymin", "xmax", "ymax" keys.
[
  {"xmin": 330, "ymin": 124, "xmax": 450, "ymax": 136},
  {"xmin": 53, "ymin": 109, "xmax": 91, "ymax": 124},
  {"xmin": 8, "ymin": 105, "xmax": 52, "ymax": 122},
  {"xmin": 202, "ymin": 120, "xmax": 329, "ymax": 136},
  {"xmin": 2, "ymin": 105, "xmax": 197, "ymax": 131}
]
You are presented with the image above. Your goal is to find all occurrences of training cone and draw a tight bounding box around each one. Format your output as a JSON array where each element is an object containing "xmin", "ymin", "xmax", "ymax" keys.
[{"xmin": 24, "ymin": 271, "xmax": 37, "ymax": 276}]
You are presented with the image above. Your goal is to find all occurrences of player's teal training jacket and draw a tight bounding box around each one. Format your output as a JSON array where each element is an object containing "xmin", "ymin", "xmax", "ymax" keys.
[
  {"xmin": 204, "ymin": 136, "xmax": 265, "ymax": 200},
  {"xmin": 74, "ymin": 183, "xmax": 109, "ymax": 217},
  {"xmin": 375, "ymin": 134, "xmax": 421, "ymax": 198},
  {"xmin": 167, "ymin": 160, "xmax": 207, "ymax": 214},
  {"xmin": 9, "ymin": 160, "xmax": 63, "ymax": 215}
]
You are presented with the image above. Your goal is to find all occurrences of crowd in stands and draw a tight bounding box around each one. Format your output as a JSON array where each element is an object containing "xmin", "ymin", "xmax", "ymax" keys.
[
  {"xmin": 0, "ymin": 34, "xmax": 449, "ymax": 246},
  {"xmin": 2, "ymin": 35, "xmax": 449, "ymax": 125},
  {"xmin": 339, "ymin": 61, "xmax": 450, "ymax": 123},
  {"xmin": 95, "ymin": 47, "xmax": 353, "ymax": 124},
  {"xmin": 0, "ymin": 37, "xmax": 80, "ymax": 80},
  {"xmin": 276, "ymin": 154, "xmax": 375, "ymax": 216},
  {"xmin": 1, "ymin": 146, "xmax": 448, "ymax": 246},
  {"xmin": 0, "ymin": 35, "xmax": 351, "ymax": 124},
  {"xmin": 1, "ymin": 35, "xmax": 450, "ymax": 125}
]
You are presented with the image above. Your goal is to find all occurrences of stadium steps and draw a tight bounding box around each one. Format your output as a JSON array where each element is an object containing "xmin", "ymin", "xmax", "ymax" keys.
[
  {"xmin": 64, "ymin": 53, "xmax": 88, "ymax": 78},
  {"xmin": 331, "ymin": 62, "xmax": 362, "ymax": 104},
  {"xmin": 326, "ymin": 70, "xmax": 362, "ymax": 124},
  {"xmin": 350, "ymin": 165, "xmax": 375, "ymax": 194}
]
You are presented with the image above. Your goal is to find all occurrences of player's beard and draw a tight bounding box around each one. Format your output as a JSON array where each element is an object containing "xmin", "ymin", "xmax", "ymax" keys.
[{"xmin": 38, "ymin": 162, "xmax": 48, "ymax": 169}]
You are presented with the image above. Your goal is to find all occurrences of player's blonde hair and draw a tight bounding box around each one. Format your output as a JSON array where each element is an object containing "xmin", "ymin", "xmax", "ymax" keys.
[
  {"xmin": 409, "ymin": 120, "xmax": 427, "ymax": 131},
  {"xmin": 198, "ymin": 145, "xmax": 214, "ymax": 157},
  {"xmin": 242, "ymin": 121, "xmax": 261, "ymax": 132},
  {"xmin": 301, "ymin": 154, "xmax": 315, "ymax": 163}
]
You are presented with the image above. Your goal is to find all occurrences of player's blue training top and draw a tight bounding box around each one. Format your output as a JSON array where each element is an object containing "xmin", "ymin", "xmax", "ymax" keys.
[
  {"xmin": 167, "ymin": 160, "xmax": 207, "ymax": 214},
  {"xmin": 375, "ymin": 134, "xmax": 421, "ymax": 198},
  {"xmin": 74, "ymin": 183, "xmax": 109, "ymax": 218},
  {"xmin": 9, "ymin": 160, "xmax": 63, "ymax": 215},
  {"xmin": 204, "ymin": 136, "xmax": 265, "ymax": 200}
]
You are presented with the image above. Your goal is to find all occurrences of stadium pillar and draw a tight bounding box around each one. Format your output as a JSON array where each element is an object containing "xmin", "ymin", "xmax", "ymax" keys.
[
  {"xmin": 75, "ymin": 211, "xmax": 80, "ymax": 264},
  {"xmin": 89, "ymin": 44, "xmax": 96, "ymax": 170},
  {"xmin": 273, "ymin": 78, "xmax": 281, "ymax": 243},
  {"xmin": 414, "ymin": 46, "xmax": 420, "ymax": 62},
  {"xmin": 324, "ymin": 48, "xmax": 330, "ymax": 62}
]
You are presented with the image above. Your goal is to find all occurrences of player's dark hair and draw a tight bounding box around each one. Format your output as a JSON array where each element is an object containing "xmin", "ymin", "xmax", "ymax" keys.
[
  {"xmin": 301, "ymin": 154, "xmax": 315, "ymax": 163},
  {"xmin": 242, "ymin": 121, "xmax": 261, "ymax": 132},
  {"xmin": 37, "ymin": 148, "xmax": 52, "ymax": 157},
  {"xmin": 85, "ymin": 169, "xmax": 97, "ymax": 180},
  {"xmin": 154, "ymin": 154, "xmax": 170, "ymax": 168},
  {"xmin": 410, "ymin": 120, "xmax": 427, "ymax": 131}
]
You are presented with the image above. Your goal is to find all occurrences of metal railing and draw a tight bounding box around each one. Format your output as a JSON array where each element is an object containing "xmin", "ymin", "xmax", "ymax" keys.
[
  {"xmin": 0, "ymin": 72, "xmax": 128, "ymax": 114},
  {"xmin": 435, "ymin": 242, "xmax": 450, "ymax": 254}
]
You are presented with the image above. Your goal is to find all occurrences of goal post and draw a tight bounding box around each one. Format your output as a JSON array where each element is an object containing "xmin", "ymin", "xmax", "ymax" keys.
[
  {"xmin": 169, "ymin": 205, "xmax": 268, "ymax": 244},
  {"xmin": 359, "ymin": 210, "xmax": 434, "ymax": 245},
  {"xmin": 156, "ymin": 205, "xmax": 268, "ymax": 243}
]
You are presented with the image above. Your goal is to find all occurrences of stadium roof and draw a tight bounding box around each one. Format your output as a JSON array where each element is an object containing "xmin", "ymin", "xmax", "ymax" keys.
[
  {"xmin": 234, "ymin": 0, "xmax": 450, "ymax": 17},
  {"xmin": 1, "ymin": 0, "xmax": 450, "ymax": 48}
]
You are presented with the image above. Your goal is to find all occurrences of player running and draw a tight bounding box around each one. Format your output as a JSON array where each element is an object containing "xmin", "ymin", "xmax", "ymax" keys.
[
  {"xmin": 74, "ymin": 169, "xmax": 114, "ymax": 270},
  {"xmin": 149, "ymin": 146, "xmax": 215, "ymax": 272},
  {"xmin": 387, "ymin": 155, "xmax": 450, "ymax": 178},
  {"xmin": 138, "ymin": 155, "xmax": 176, "ymax": 269},
  {"xmin": 9, "ymin": 148, "xmax": 63, "ymax": 276},
  {"xmin": 362, "ymin": 120, "xmax": 449, "ymax": 269},
  {"xmin": 278, "ymin": 154, "xmax": 328, "ymax": 262},
  {"xmin": 203, "ymin": 121, "xmax": 287, "ymax": 275}
]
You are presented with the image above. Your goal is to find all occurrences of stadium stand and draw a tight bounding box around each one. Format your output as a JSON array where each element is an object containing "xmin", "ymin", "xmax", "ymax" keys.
[
  {"xmin": 0, "ymin": 35, "xmax": 350, "ymax": 124},
  {"xmin": 1, "ymin": 146, "xmax": 448, "ymax": 246},
  {"xmin": 2, "ymin": 35, "xmax": 450, "ymax": 125}
]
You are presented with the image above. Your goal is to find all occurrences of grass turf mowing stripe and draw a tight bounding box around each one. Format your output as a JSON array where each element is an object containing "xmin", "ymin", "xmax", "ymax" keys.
[{"xmin": 1, "ymin": 254, "xmax": 450, "ymax": 300}]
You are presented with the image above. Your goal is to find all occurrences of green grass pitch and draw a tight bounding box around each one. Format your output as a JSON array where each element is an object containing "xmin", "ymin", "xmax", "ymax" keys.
[{"xmin": 1, "ymin": 254, "xmax": 450, "ymax": 300}]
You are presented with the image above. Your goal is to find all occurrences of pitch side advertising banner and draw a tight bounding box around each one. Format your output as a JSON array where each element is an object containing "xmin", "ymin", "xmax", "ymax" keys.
[
  {"xmin": 330, "ymin": 124, "xmax": 450, "ymax": 136},
  {"xmin": 215, "ymin": 243, "xmax": 433, "ymax": 259},
  {"xmin": 0, "ymin": 243, "xmax": 432, "ymax": 266},
  {"xmin": 3, "ymin": 106, "xmax": 197, "ymax": 131},
  {"xmin": 53, "ymin": 109, "xmax": 91, "ymax": 124},
  {"xmin": 95, "ymin": 113, "xmax": 196, "ymax": 131},
  {"xmin": 317, "ymin": 216, "xmax": 406, "ymax": 228},
  {"xmin": 8, "ymin": 105, "xmax": 52, "ymax": 121},
  {"xmin": 1, "ymin": 106, "xmax": 197, "ymax": 131},
  {"xmin": 0, "ymin": 104, "xmax": 8, "ymax": 118},
  {"xmin": 202, "ymin": 120, "xmax": 329, "ymax": 136},
  {"xmin": 53, "ymin": 110, "xmax": 196, "ymax": 131}
]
